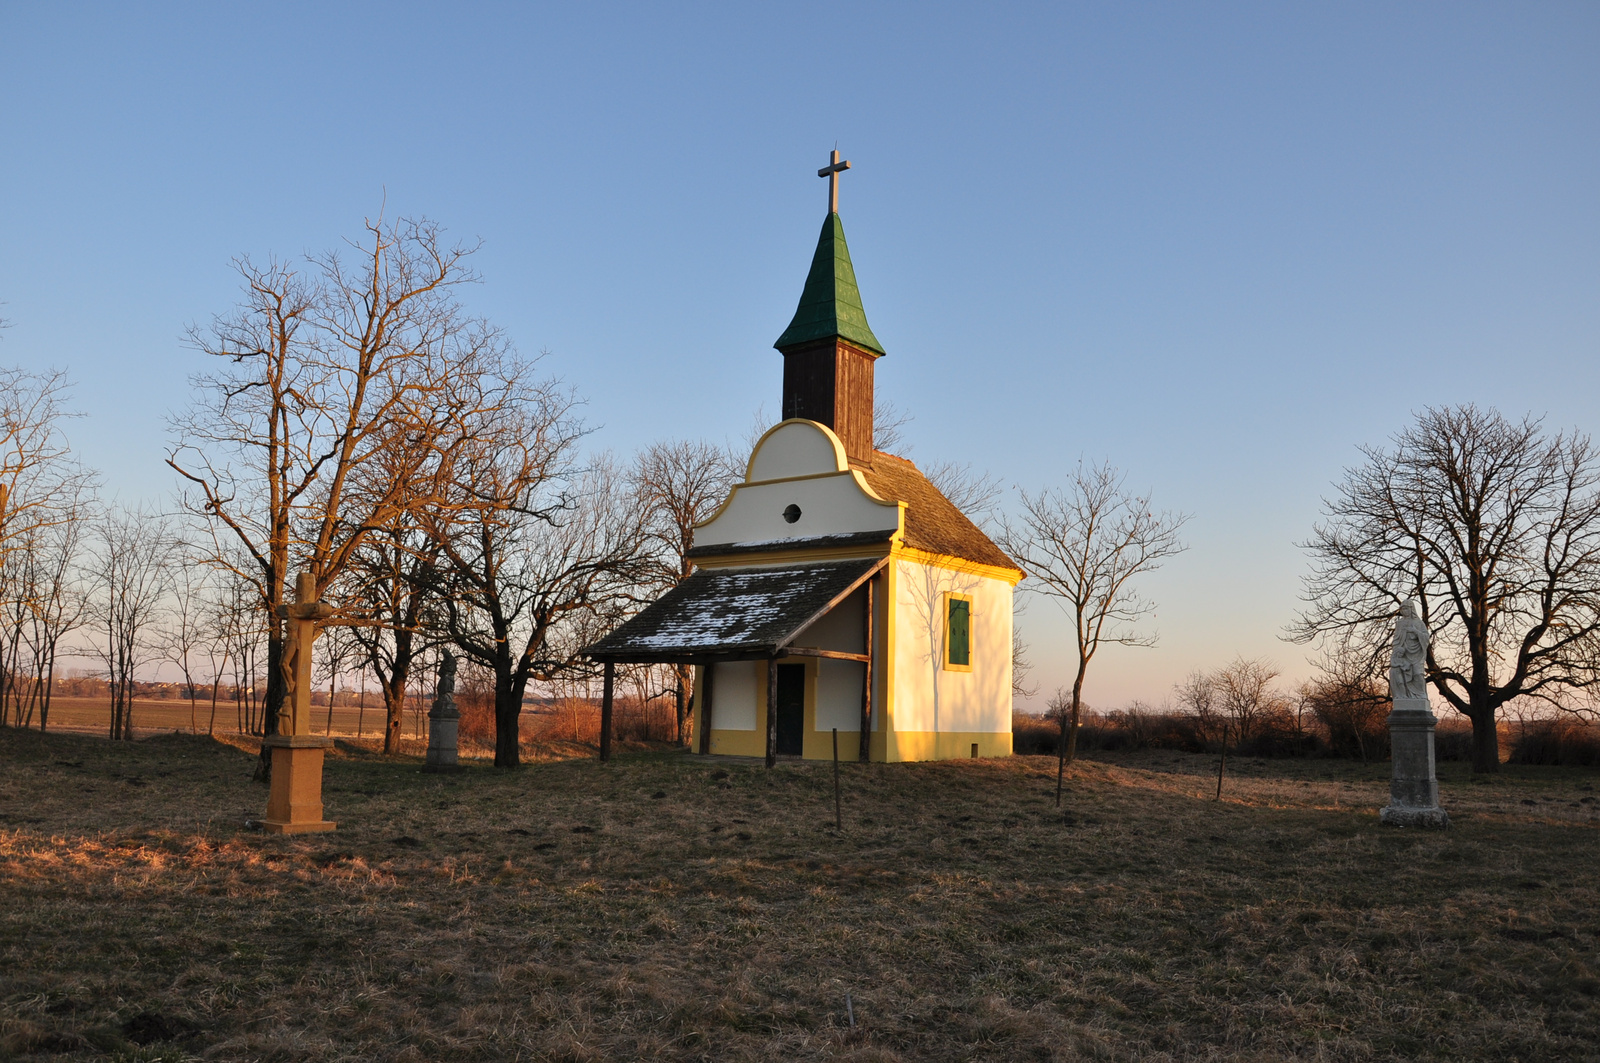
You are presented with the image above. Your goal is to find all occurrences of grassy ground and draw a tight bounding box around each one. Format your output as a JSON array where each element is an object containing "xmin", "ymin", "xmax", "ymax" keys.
[{"xmin": 1, "ymin": 730, "xmax": 1597, "ymax": 1062}]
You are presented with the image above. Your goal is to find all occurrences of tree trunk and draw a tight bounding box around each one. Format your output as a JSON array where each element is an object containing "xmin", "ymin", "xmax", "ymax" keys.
[
  {"xmin": 380, "ymin": 627, "xmax": 416, "ymax": 755},
  {"xmin": 254, "ymin": 634, "xmax": 285, "ymax": 781},
  {"xmin": 381, "ymin": 675, "xmax": 407, "ymax": 755},
  {"xmin": 493, "ymin": 671, "xmax": 522, "ymax": 769},
  {"xmin": 1064, "ymin": 666, "xmax": 1087, "ymax": 765},
  {"xmin": 674, "ymin": 663, "xmax": 691, "ymax": 747},
  {"xmin": 1470, "ymin": 708, "xmax": 1500, "ymax": 773},
  {"xmin": 40, "ymin": 653, "xmax": 54, "ymax": 733}
]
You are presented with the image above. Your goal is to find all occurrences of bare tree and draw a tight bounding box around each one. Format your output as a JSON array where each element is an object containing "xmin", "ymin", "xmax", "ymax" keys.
[
  {"xmin": 343, "ymin": 516, "xmax": 442, "ymax": 753},
  {"xmin": 168, "ymin": 214, "xmax": 504, "ymax": 766},
  {"xmin": 0, "ymin": 366, "xmax": 95, "ymax": 725},
  {"xmin": 1290, "ymin": 405, "xmax": 1600, "ymax": 772},
  {"xmin": 1, "ymin": 518, "xmax": 90, "ymax": 729},
  {"xmin": 436, "ymin": 443, "xmax": 646, "ymax": 768},
  {"xmin": 162, "ymin": 556, "xmax": 213, "ymax": 731},
  {"xmin": 1299, "ymin": 658, "xmax": 1390, "ymax": 762},
  {"xmin": 1011, "ymin": 627, "xmax": 1038, "ymax": 700},
  {"xmin": 1000, "ymin": 461, "xmax": 1188, "ymax": 795},
  {"xmin": 0, "ymin": 366, "xmax": 95, "ymax": 571},
  {"xmin": 1176, "ymin": 657, "xmax": 1290, "ymax": 747},
  {"xmin": 1173, "ymin": 670, "xmax": 1221, "ymax": 743},
  {"xmin": 630, "ymin": 438, "xmax": 739, "ymax": 745},
  {"xmin": 86, "ymin": 507, "xmax": 174, "ymax": 740},
  {"xmin": 925, "ymin": 460, "xmax": 1003, "ymax": 525}
]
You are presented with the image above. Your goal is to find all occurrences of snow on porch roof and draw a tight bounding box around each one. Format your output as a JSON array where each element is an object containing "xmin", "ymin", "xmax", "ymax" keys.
[{"xmin": 585, "ymin": 557, "xmax": 885, "ymax": 663}]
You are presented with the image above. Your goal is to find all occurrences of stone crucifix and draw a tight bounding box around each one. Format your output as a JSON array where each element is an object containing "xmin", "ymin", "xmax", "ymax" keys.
[
  {"xmin": 818, "ymin": 149, "xmax": 851, "ymax": 214},
  {"xmin": 261, "ymin": 571, "xmax": 350, "ymax": 833}
]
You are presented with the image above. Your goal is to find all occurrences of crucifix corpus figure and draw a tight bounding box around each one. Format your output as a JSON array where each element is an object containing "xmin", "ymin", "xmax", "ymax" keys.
[
  {"xmin": 818, "ymin": 149, "xmax": 850, "ymax": 214},
  {"xmin": 261, "ymin": 571, "xmax": 351, "ymax": 833}
]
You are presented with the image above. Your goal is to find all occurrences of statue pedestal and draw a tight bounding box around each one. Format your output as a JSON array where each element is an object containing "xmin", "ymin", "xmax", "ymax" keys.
[
  {"xmin": 1380, "ymin": 698, "xmax": 1449, "ymax": 829},
  {"xmin": 424, "ymin": 710, "xmax": 460, "ymax": 773},
  {"xmin": 262, "ymin": 735, "xmax": 337, "ymax": 834}
]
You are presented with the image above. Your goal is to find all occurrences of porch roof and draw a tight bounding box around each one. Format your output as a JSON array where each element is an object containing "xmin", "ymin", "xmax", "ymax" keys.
[{"xmin": 586, "ymin": 557, "xmax": 884, "ymax": 663}]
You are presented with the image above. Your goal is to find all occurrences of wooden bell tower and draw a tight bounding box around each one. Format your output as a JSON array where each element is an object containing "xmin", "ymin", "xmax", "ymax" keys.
[{"xmin": 773, "ymin": 151, "xmax": 886, "ymax": 465}]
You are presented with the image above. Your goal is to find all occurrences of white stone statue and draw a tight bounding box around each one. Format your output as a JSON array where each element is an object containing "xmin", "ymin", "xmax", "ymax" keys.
[
  {"xmin": 1389, "ymin": 599, "xmax": 1429, "ymax": 702},
  {"xmin": 1381, "ymin": 598, "xmax": 1448, "ymax": 828}
]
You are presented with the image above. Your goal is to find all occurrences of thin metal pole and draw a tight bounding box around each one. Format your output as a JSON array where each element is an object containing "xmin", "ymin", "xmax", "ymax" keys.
[
  {"xmin": 1055, "ymin": 710, "xmax": 1067, "ymax": 808},
  {"xmin": 1215, "ymin": 722, "xmax": 1228, "ymax": 800},
  {"xmin": 832, "ymin": 727, "xmax": 842, "ymax": 831},
  {"xmin": 600, "ymin": 661, "xmax": 615, "ymax": 763},
  {"xmin": 765, "ymin": 659, "xmax": 778, "ymax": 769}
]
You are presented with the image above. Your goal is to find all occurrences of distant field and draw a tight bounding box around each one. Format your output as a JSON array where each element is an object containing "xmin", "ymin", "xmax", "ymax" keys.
[
  {"xmin": 32, "ymin": 695, "xmax": 424, "ymax": 742},
  {"xmin": 1, "ymin": 731, "xmax": 1597, "ymax": 1061}
]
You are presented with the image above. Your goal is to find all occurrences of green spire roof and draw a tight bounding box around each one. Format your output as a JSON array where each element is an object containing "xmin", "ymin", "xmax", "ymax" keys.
[{"xmin": 773, "ymin": 212, "xmax": 886, "ymax": 357}]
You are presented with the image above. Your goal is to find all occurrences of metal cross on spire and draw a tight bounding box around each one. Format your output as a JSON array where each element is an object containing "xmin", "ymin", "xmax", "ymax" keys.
[{"xmin": 818, "ymin": 149, "xmax": 851, "ymax": 214}]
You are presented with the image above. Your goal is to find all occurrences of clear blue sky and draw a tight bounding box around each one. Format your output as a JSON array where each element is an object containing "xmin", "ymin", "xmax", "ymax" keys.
[{"xmin": 2, "ymin": 3, "xmax": 1596, "ymax": 709}]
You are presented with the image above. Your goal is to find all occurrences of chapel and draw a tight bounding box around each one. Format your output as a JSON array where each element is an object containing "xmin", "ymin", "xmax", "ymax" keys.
[{"xmin": 588, "ymin": 154, "xmax": 1022, "ymax": 763}]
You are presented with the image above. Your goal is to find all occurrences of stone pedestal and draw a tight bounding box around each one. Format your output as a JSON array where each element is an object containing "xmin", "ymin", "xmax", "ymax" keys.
[
  {"xmin": 424, "ymin": 651, "xmax": 460, "ymax": 773},
  {"xmin": 262, "ymin": 734, "xmax": 337, "ymax": 833},
  {"xmin": 424, "ymin": 708, "xmax": 460, "ymax": 773},
  {"xmin": 1380, "ymin": 698, "xmax": 1449, "ymax": 829}
]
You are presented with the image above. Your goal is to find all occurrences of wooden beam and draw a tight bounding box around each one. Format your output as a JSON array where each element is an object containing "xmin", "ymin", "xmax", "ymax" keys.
[
  {"xmin": 776, "ymin": 556, "xmax": 890, "ymax": 655},
  {"xmin": 859, "ymin": 573, "xmax": 875, "ymax": 763},
  {"xmin": 599, "ymin": 661, "xmax": 614, "ymax": 763},
  {"xmin": 765, "ymin": 659, "xmax": 778, "ymax": 769},
  {"xmin": 697, "ymin": 663, "xmax": 715, "ymax": 756},
  {"xmin": 785, "ymin": 646, "xmax": 869, "ymax": 663}
]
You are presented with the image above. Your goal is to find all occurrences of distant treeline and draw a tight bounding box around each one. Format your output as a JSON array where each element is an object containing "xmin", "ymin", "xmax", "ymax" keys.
[{"xmin": 1014, "ymin": 708, "xmax": 1600, "ymax": 768}]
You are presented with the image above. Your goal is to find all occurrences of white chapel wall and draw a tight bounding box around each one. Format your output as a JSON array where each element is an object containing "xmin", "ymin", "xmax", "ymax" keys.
[
  {"xmin": 745, "ymin": 420, "xmax": 846, "ymax": 481},
  {"xmin": 710, "ymin": 660, "xmax": 759, "ymax": 731},
  {"xmin": 695, "ymin": 420, "xmax": 900, "ymax": 548},
  {"xmin": 815, "ymin": 659, "xmax": 867, "ymax": 731},
  {"xmin": 696, "ymin": 474, "xmax": 900, "ymax": 547},
  {"xmin": 798, "ymin": 585, "xmax": 865, "ymax": 652},
  {"xmin": 891, "ymin": 559, "xmax": 1013, "ymax": 735}
]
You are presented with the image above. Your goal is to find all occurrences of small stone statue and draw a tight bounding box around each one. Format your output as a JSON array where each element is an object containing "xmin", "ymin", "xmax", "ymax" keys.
[
  {"xmin": 1389, "ymin": 600, "xmax": 1429, "ymax": 700},
  {"xmin": 1380, "ymin": 599, "xmax": 1448, "ymax": 828},
  {"xmin": 424, "ymin": 651, "xmax": 461, "ymax": 773}
]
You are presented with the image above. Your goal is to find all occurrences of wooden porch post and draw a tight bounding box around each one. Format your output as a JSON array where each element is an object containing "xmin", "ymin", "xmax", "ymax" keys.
[
  {"xmin": 599, "ymin": 661, "xmax": 614, "ymax": 762},
  {"xmin": 697, "ymin": 662, "xmax": 715, "ymax": 756},
  {"xmin": 765, "ymin": 658, "xmax": 778, "ymax": 769},
  {"xmin": 859, "ymin": 574, "xmax": 875, "ymax": 763}
]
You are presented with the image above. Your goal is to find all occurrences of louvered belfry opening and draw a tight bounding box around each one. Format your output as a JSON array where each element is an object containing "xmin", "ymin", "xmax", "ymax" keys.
[{"xmin": 774, "ymin": 211, "xmax": 886, "ymax": 465}]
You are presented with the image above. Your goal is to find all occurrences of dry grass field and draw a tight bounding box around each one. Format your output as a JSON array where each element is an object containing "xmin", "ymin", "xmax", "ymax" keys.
[
  {"xmin": 30, "ymin": 698, "xmax": 418, "ymax": 744},
  {"xmin": 1, "ymin": 729, "xmax": 1597, "ymax": 1062}
]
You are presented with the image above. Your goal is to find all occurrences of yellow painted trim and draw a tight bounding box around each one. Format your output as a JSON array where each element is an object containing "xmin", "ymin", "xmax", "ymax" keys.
[
  {"xmin": 694, "ymin": 542, "xmax": 893, "ymax": 569},
  {"xmin": 884, "ymin": 730, "xmax": 1013, "ymax": 762},
  {"xmin": 732, "ymin": 468, "xmax": 875, "ymax": 491},
  {"xmin": 704, "ymin": 729, "xmax": 1009, "ymax": 761},
  {"xmin": 707, "ymin": 727, "xmax": 766, "ymax": 757},
  {"xmin": 943, "ymin": 591, "xmax": 973, "ymax": 672},
  {"xmin": 849, "ymin": 468, "xmax": 893, "ymax": 504},
  {"xmin": 882, "ymin": 552, "xmax": 898, "ymax": 759},
  {"xmin": 742, "ymin": 418, "xmax": 848, "ymax": 484},
  {"xmin": 892, "ymin": 543, "xmax": 1024, "ymax": 586}
]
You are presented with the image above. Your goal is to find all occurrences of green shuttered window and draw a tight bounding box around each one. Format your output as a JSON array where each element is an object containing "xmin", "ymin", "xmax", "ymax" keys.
[{"xmin": 947, "ymin": 596, "xmax": 971, "ymax": 668}]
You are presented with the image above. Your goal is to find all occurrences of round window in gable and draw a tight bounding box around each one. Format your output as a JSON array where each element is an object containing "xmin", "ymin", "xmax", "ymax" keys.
[{"xmin": 782, "ymin": 504, "xmax": 802, "ymax": 524}]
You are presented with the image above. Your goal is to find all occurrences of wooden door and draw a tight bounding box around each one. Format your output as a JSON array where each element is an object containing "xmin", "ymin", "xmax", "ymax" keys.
[{"xmin": 775, "ymin": 664, "xmax": 806, "ymax": 756}]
